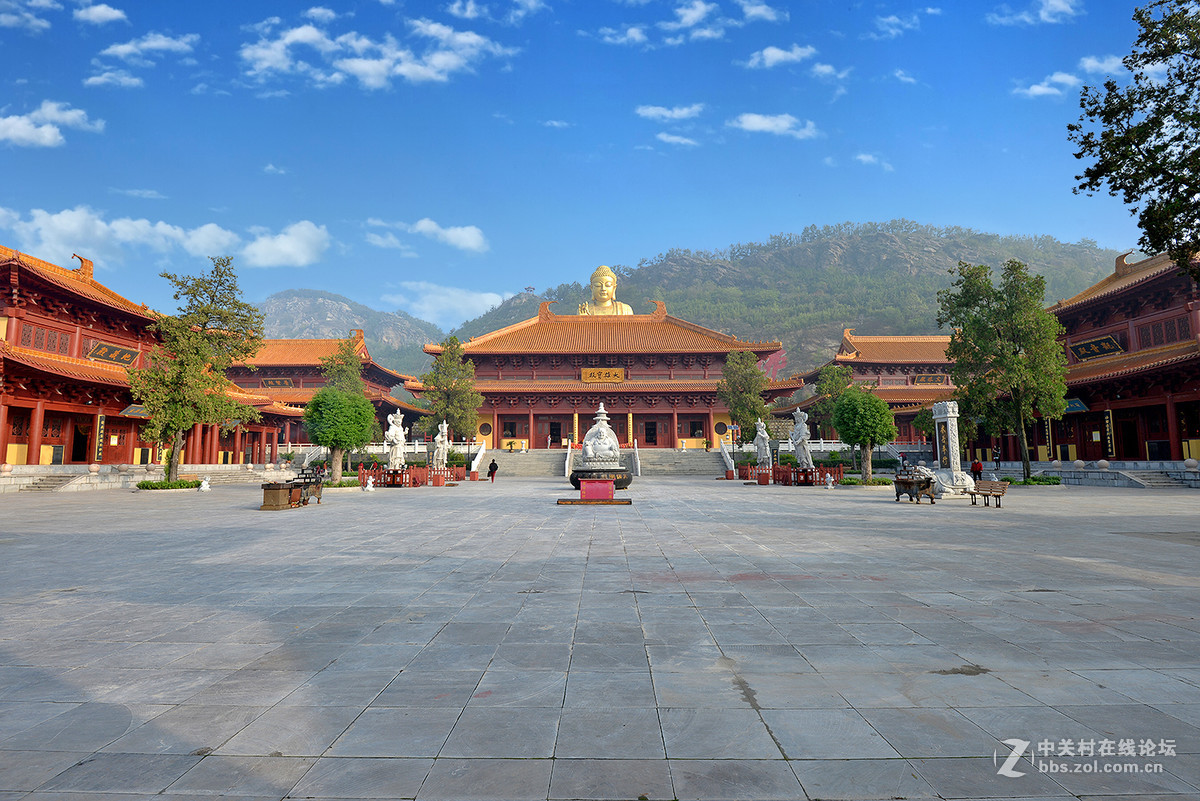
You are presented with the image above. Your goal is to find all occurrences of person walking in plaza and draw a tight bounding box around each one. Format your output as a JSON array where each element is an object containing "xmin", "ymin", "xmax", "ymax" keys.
[
  {"xmin": 970, "ymin": 458, "xmax": 983, "ymax": 481},
  {"xmin": 487, "ymin": 459, "xmax": 498, "ymax": 483}
]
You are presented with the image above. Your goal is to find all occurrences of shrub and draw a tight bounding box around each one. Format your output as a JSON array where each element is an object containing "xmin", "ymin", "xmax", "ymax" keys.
[
  {"xmin": 137, "ymin": 479, "xmax": 203, "ymax": 490},
  {"xmin": 324, "ymin": 478, "xmax": 362, "ymax": 488},
  {"xmin": 777, "ymin": 453, "xmax": 798, "ymax": 466},
  {"xmin": 1008, "ymin": 475, "xmax": 1061, "ymax": 485}
]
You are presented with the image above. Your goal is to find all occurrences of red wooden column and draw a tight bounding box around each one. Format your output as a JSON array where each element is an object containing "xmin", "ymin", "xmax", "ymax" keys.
[
  {"xmin": 0, "ymin": 403, "xmax": 9, "ymax": 463},
  {"xmin": 233, "ymin": 425, "xmax": 243, "ymax": 464},
  {"xmin": 125, "ymin": 422, "xmax": 137, "ymax": 465},
  {"xmin": 282, "ymin": 421, "xmax": 291, "ymax": 448},
  {"xmin": 527, "ymin": 408, "xmax": 535, "ymax": 449},
  {"xmin": 188, "ymin": 423, "xmax": 202, "ymax": 464},
  {"xmin": 211, "ymin": 424, "xmax": 222, "ymax": 464},
  {"xmin": 707, "ymin": 409, "xmax": 714, "ymax": 443},
  {"xmin": 26, "ymin": 400, "xmax": 45, "ymax": 465},
  {"xmin": 492, "ymin": 409, "xmax": 499, "ymax": 449},
  {"xmin": 270, "ymin": 429, "xmax": 278, "ymax": 462},
  {"xmin": 671, "ymin": 409, "xmax": 678, "ymax": 449},
  {"xmin": 1167, "ymin": 395, "xmax": 1183, "ymax": 461}
]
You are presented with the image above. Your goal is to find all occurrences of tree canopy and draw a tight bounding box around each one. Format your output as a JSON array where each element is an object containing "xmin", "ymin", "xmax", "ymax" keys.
[
  {"xmin": 319, "ymin": 336, "xmax": 367, "ymax": 395},
  {"xmin": 831, "ymin": 387, "xmax": 897, "ymax": 482},
  {"xmin": 716, "ymin": 350, "xmax": 770, "ymax": 443},
  {"xmin": 1068, "ymin": 0, "xmax": 1200, "ymax": 278},
  {"xmin": 936, "ymin": 260, "xmax": 1068, "ymax": 479},
  {"xmin": 417, "ymin": 336, "xmax": 484, "ymax": 440},
  {"xmin": 808, "ymin": 364, "xmax": 854, "ymax": 438},
  {"xmin": 303, "ymin": 388, "xmax": 375, "ymax": 483},
  {"xmin": 128, "ymin": 256, "xmax": 264, "ymax": 482}
]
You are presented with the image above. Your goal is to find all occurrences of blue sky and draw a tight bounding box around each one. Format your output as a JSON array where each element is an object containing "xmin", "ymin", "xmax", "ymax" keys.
[{"xmin": 2, "ymin": 0, "xmax": 1145, "ymax": 330}]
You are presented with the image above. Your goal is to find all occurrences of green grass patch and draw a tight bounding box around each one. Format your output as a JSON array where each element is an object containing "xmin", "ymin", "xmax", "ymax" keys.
[
  {"xmin": 324, "ymin": 478, "xmax": 362, "ymax": 488},
  {"xmin": 136, "ymin": 479, "xmax": 203, "ymax": 490},
  {"xmin": 1002, "ymin": 475, "xmax": 1061, "ymax": 485}
]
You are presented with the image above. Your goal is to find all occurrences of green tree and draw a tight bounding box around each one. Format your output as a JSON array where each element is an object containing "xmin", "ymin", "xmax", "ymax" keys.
[
  {"xmin": 831, "ymin": 387, "xmax": 897, "ymax": 482},
  {"xmin": 936, "ymin": 260, "xmax": 1068, "ymax": 479},
  {"xmin": 319, "ymin": 336, "xmax": 367, "ymax": 394},
  {"xmin": 808, "ymin": 364, "xmax": 854, "ymax": 438},
  {"xmin": 1068, "ymin": 0, "xmax": 1200, "ymax": 279},
  {"xmin": 303, "ymin": 388, "xmax": 375, "ymax": 483},
  {"xmin": 716, "ymin": 350, "xmax": 770, "ymax": 443},
  {"xmin": 128, "ymin": 256, "xmax": 264, "ymax": 482},
  {"xmin": 418, "ymin": 336, "xmax": 484, "ymax": 440}
]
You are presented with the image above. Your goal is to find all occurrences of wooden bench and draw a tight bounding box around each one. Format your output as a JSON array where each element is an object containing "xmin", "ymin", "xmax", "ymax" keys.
[
  {"xmin": 966, "ymin": 479, "xmax": 1008, "ymax": 507},
  {"xmin": 893, "ymin": 474, "xmax": 936, "ymax": 504}
]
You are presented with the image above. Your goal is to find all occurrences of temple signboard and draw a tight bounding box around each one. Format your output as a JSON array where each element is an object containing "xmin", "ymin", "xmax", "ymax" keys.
[
  {"xmin": 88, "ymin": 342, "xmax": 138, "ymax": 365},
  {"xmin": 1069, "ymin": 335, "xmax": 1123, "ymax": 361},
  {"xmin": 913, "ymin": 374, "xmax": 945, "ymax": 385},
  {"xmin": 581, "ymin": 368, "xmax": 625, "ymax": 384}
]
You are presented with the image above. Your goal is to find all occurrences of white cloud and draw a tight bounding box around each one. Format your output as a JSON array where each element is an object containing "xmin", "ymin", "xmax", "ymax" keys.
[
  {"xmin": 660, "ymin": 0, "xmax": 718, "ymax": 31},
  {"xmin": 746, "ymin": 43, "xmax": 815, "ymax": 69},
  {"xmin": 0, "ymin": 0, "xmax": 55, "ymax": 33},
  {"xmin": 304, "ymin": 6, "xmax": 336, "ymax": 23},
  {"xmin": 542, "ymin": 119, "xmax": 570, "ymax": 128},
  {"xmin": 74, "ymin": 3, "xmax": 125, "ymax": 24},
  {"xmin": 987, "ymin": 0, "xmax": 1082, "ymax": 25},
  {"xmin": 100, "ymin": 31, "xmax": 199, "ymax": 65},
  {"xmin": 241, "ymin": 220, "xmax": 330, "ymax": 267},
  {"xmin": 893, "ymin": 68, "xmax": 917, "ymax": 84},
  {"xmin": 263, "ymin": 163, "xmax": 287, "ymax": 174},
  {"xmin": 83, "ymin": 69, "xmax": 143, "ymax": 87},
  {"xmin": 240, "ymin": 16, "xmax": 517, "ymax": 89},
  {"xmin": 447, "ymin": 0, "xmax": 487, "ymax": 19},
  {"xmin": 382, "ymin": 281, "xmax": 511, "ymax": 328},
  {"xmin": 870, "ymin": 13, "xmax": 919, "ymax": 39},
  {"xmin": 854, "ymin": 153, "xmax": 894, "ymax": 171},
  {"xmin": 598, "ymin": 25, "xmax": 648, "ymax": 45},
  {"xmin": 0, "ymin": 205, "xmax": 242, "ymax": 266},
  {"xmin": 1012, "ymin": 70, "xmax": 1080, "ymax": 97},
  {"xmin": 365, "ymin": 231, "xmax": 417, "ymax": 256},
  {"xmin": 0, "ymin": 100, "xmax": 104, "ymax": 147},
  {"xmin": 408, "ymin": 218, "xmax": 489, "ymax": 252},
  {"xmin": 811, "ymin": 62, "xmax": 851, "ymax": 81},
  {"xmin": 1079, "ymin": 54, "xmax": 1122, "ymax": 74},
  {"xmin": 727, "ymin": 112, "xmax": 818, "ymax": 140},
  {"xmin": 635, "ymin": 103, "xmax": 704, "ymax": 120},
  {"xmin": 657, "ymin": 132, "xmax": 698, "ymax": 146},
  {"xmin": 735, "ymin": 0, "xmax": 785, "ymax": 22},
  {"xmin": 110, "ymin": 188, "xmax": 166, "ymax": 199},
  {"xmin": 506, "ymin": 0, "xmax": 547, "ymax": 24}
]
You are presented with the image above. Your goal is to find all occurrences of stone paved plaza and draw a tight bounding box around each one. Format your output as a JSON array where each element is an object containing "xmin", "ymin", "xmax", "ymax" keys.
[{"xmin": 2, "ymin": 477, "xmax": 1200, "ymax": 800}]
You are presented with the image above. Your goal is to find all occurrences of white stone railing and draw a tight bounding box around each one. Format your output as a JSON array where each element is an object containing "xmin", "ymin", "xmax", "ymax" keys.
[
  {"xmin": 470, "ymin": 441, "xmax": 487, "ymax": 474},
  {"xmin": 565, "ymin": 446, "xmax": 573, "ymax": 477},
  {"xmin": 632, "ymin": 440, "xmax": 641, "ymax": 476},
  {"xmin": 718, "ymin": 438, "xmax": 735, "ymax": 471}
]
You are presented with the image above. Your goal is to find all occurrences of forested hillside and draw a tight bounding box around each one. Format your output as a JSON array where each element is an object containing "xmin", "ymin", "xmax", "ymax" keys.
[{"xmin": 455, "ymin": 220, "xmax": 1125, "ymax": 371}]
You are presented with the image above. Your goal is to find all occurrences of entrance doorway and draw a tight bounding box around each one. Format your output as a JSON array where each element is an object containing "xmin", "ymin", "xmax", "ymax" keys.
[
  {"xmin": 549, "ymin": 421, "xmax": 561, "ymax": 446},
  {"xmin": 71, "ymin": 425, "xmax": 90, "ymax": 463},
  {"xmin": 1116, "ymin": 419, "xmax": 1139, "ymax": 459},
  {"xmin": 644, "ymin": 421, "xmax": 657, "ymax": 445}
]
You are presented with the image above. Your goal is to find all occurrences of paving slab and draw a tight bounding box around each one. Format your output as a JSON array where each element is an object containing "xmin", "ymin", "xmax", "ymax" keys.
[{"xmin": 1, "ymin": 477, "xmax": 1198, "ymax": 799}]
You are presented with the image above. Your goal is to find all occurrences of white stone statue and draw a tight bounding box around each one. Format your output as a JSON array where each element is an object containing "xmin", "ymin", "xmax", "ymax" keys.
[
  {"xmin": 788, "ymin": 409, "xmax": 814, "ymax": 470},
  {"xmin": 384, "ymin": 411, "xmax": 407, "ymax": 469},
  {"xmin": 581, "ymin": 404, "xmax": 622, "ymax": 466},
  {"xmin": 198, "ymin": 476, "xmax": 211, "ymax": 492},
  {"xmin": 433, "ymin": 419, "xmax": 450, "ymax": 470},
  {"xmin": 364, "ymin": 475, "xmax": 376, "ymax": 492},
  {"xmin": 753, "ymin": 418, "xmax": 771, "ymax": 467}
]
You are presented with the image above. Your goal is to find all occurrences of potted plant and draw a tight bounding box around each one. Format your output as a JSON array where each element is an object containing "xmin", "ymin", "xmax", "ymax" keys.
[{"xmin": 703, "ymin": 438, "xmax": 711, "ymax": 451}]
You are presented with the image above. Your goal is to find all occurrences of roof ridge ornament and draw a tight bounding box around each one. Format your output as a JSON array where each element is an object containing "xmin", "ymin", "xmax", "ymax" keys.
[
  {"xmin": 650, "ymin": 300, "xmax": 667, "ymax": 320},
  {"xmin": 539, "ymin": 300, "xmax": 557, "ymax": 320}
]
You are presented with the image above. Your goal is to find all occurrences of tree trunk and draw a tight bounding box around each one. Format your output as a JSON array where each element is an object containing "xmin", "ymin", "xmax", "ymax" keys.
[
  {"xmin": 167, "ymin": 429, "xmax": 185, "ymax": 483},
  {"xmin": 330, "ymin": 447, "xmax": 344, "ymax": 483},
  {"xmin": 862, "ymin": 442, "xmax": 873, "ymax": 482},
  {"xmin": 1015, "ymin": 414, "xmax": 1033, "ymax": 481}
]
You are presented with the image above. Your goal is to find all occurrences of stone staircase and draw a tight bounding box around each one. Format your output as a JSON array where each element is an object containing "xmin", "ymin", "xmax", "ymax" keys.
[
  {"xmin": 635, "ymin": 449, "xmax": 727, "ymax": 476},
  {"xmin": 176, "ymin": 469, "xmax": 270, "ymax": 485},
  {"xmin": 18, "ymin": 474, "xmax": 77, "ymax": 492},
  {"xmin": 483, "ymin": 449, "xmax": 570, "ymax": 477},
  {"xmin": 1122, "ymin": 470, "xmax": 1191, "ymax": 489}
]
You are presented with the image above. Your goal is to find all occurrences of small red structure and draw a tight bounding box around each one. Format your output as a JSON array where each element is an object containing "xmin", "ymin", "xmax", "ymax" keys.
[{"xmin": 580, "ymin": 478, "xmax": 615, "ymax": 500}]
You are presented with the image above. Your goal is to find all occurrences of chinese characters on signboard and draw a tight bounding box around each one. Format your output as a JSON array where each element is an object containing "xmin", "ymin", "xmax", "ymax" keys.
[
  {"xmin": 262, "ymin": 378, "xmax": 295, "ymax": 388},
  {"xmin": 87, "ymin": 342, "xmax": 138, "ymax": 365},
  {"xmin": 913, "ymin": 374, "xmax": 946, "ymax": 385},
  {"xmin": 1069, "ymin": 335, "xmax": 1123, "ymax": 362},
  {"xmin": 581, "ymin": 368, "xmax": 625, "ymax": 384}
]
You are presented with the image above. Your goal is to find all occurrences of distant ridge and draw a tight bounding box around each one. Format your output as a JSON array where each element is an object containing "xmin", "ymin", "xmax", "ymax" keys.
[{"xmin": 265, "ymin": 221, "xmax": 1126, "ymax": 381}]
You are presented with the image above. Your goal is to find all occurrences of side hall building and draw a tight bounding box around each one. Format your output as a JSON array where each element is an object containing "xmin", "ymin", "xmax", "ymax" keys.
[{"xmin": 408, "ymin": 301, "xmax": 804, "ymax": 450}]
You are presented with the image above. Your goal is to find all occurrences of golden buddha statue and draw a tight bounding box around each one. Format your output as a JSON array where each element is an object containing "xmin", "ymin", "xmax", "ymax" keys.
[{"xmin": 578, "ymin": 265, "xmax": 633, "ymax": 315}]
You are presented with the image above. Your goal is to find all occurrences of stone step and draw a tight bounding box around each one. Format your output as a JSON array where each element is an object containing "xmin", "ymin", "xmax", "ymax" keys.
[{"xmin": 18, "ymin": 475, "xmax": 77, "ymax": 492}]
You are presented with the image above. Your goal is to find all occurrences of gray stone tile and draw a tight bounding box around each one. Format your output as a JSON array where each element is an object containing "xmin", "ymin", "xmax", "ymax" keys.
[
  {"xmin": 910, "ymin": 756, "xmax": 1071, "ymax": 798},
  {"xmin": 416, "ymin": 757, "xmax": 552, "ymax": 800},
  {"xmin": 369, "ymin": 669, "xmax": 483, "ymax": 708},
  {"xmin": 660, "ymin": 708, "xmax": 782, "ymax": 759},
  {"xmin": 0, "ymin": 750, "xmax": 89, "ymax": 792},
  {"xmin": 564, "ymin": 670, "xmax": 655, "ymax": 708},
  {"xmin": 162, "ymin": 754, "xmax": 316, "ymax": 796},
  {"xmin": 554, "ymin": 708, "xmax": 665, "ymax": 758},
  {"xmin": 760, "ymin": 708, "xmax": 901, "ymax": 759},
  {"xmin": 327, "ymin": 708, "xmax": 460, "ymax": 757},
  {"xmin": 469, "ymin": 669, "xmax": 566, "ymax": 707},
  {"xmin": 441, "ymin": 707, "xmax": 559, "ymax": 757},
  {"xmin": 857, "ymin": 707, "xmax": 1002, "ymax": 757},
  {"xmin": 103, "ymin": 704, "xmax": 266, "ymax": 755},
  {"xmin": 569, "ymin": 643, "xmax": 648, "ymax": 671},
  {"xmin": 1, "ymin": 702, "xmax": 156, "ymax": 751},
  {"xmin": 790, "ymin": 758, "xmax": 939, "ymax": 799},
  {"xmin": 287, "ymin": 756, "xmax": 433, "ymax": 798},
  {"xmin": 36, "ymin": 752, "xmax": 201, "ymax": 794},
  {"xmin": 216, "ymin": 705, "xmax": 361, "ymax": 756},
  {"xmin": 669, "ymin": 759, "xmax": 804, "ymax": 801},
  {"xmin": 548, "ymin": 758, "xmax": 672, "ymax": 801}
]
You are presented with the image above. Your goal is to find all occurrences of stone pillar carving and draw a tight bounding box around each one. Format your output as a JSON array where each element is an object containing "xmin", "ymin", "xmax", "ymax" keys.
[{"xmin": 931, "ymin": 400, "xmax": 972, "ymax": 495}]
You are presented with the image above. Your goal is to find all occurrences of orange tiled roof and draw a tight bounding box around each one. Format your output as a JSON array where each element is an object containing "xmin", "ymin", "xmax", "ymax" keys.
[
  {"xmin": 238, "ymin": 329, "xmax": 412, "ymax": 383},
  {"xmin": 427, "ymin": 302, "xmax": 782, "ymax": 356},
  {"xmin": 0, "ymin": 245, "xmax": 155, "ymax": 320},
  {"xmin": 834, "ymin": 329, "xmax": 952, "ymax": 363},
  {"xmin": 0, "ymin": 341, "xmax": 131, "ymax": 386},
  {"xmin": 252, "ymin": 385, "xmax": 427, "ymax": 415},
  {"xmin": 1050, "ymin": 252, "xmax": 1185, "ymax": 313},
  {"xmin": 1065, "ymin": 339, "xmax": 1200, "ymax": 385},
  {"xmin": 405, "ymin": 375, "xmax": 804, "ymax": 396},
  {"xmin": 788, "ymin": 384, "xmax": 952, "ymax": 413}
]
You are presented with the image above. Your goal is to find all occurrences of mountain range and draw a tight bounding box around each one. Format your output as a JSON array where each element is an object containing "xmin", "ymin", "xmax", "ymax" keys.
[{"xmin": 260, "ymin": 219, "xmax": 1127, "ymax": 382}]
